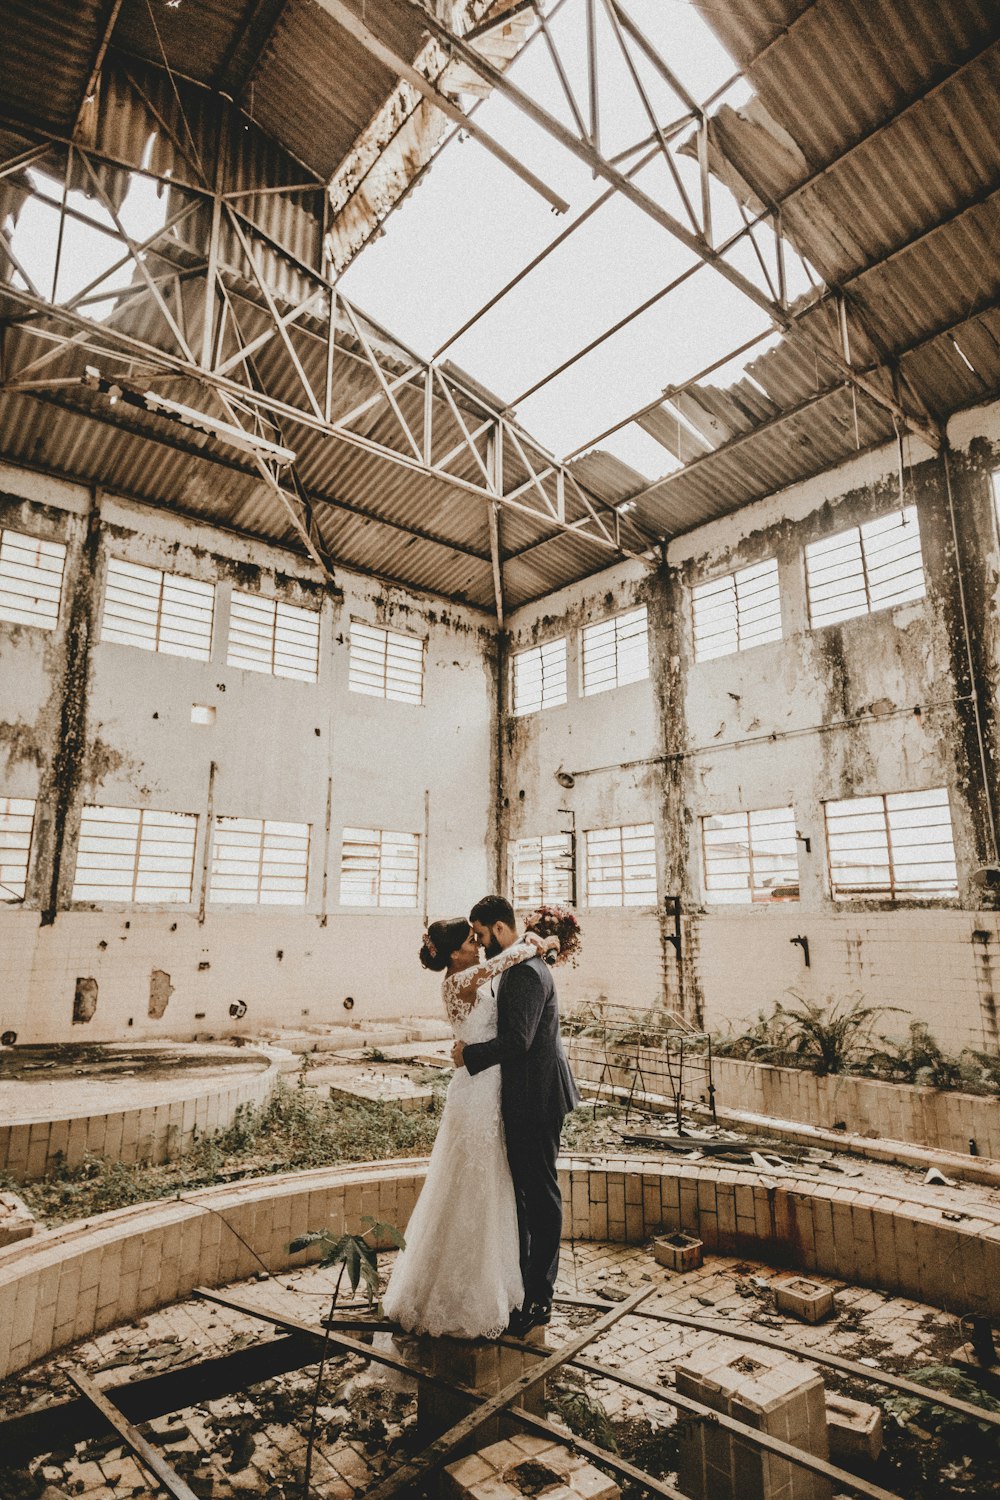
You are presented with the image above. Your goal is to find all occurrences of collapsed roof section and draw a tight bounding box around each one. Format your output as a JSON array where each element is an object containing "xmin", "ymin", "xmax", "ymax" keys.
[
  {"xmin": 0, "ymin": 0, "xmax": 998, "ymax": 614},
  {"xmin": 612, "ymin": 0, "xmax": 1000, "ymax": 538}
]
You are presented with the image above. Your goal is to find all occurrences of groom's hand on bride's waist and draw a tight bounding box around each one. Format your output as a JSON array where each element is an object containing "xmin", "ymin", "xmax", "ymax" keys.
[{"xmin": 451, "ymin": 1040, "xmax": 466, "ymax": 1069}]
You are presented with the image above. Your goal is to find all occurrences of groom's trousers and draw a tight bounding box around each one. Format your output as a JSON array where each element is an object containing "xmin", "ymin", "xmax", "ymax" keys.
[{"xmin": 504, "ymin": 1115, "xmax": 563, "ymax": 1306}]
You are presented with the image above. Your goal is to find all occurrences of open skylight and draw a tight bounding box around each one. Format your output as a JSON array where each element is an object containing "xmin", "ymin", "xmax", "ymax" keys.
[{"xmin": 337, "ymin": 0, "xmax": 795, "ymax": 474}]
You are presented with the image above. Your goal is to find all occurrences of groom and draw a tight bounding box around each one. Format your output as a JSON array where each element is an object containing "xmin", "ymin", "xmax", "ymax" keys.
[{"xmin": 451, "ymin": 894, "xmax": 580, "ymax": 1336}]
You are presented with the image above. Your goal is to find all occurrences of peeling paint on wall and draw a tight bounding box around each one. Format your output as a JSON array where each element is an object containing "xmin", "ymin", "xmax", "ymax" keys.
[
  {"xmin": 72, "ymin": 977, "xmax": 98, "ymax": 1024},
  {"xmin": 38, "ymin": 493, "xmax": 103, "ymax": 926},
  {"xmin": 148, "ymin": 969, "xmax": 174, "ymax": 1019}
]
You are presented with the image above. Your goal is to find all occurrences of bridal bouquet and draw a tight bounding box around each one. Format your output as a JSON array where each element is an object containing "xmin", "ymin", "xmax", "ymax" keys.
[{"xmin": 524, "ymin": 904, "xmax": 582, "ymax": 967}]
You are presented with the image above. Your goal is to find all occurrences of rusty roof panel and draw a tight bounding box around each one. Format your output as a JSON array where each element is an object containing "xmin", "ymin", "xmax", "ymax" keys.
[{"xmin": 0, "ymin": 0, "xmax": 107, "ymax": 135}]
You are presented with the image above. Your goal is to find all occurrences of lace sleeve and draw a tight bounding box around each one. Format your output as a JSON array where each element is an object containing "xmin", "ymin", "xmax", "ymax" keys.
[{"xmin": 442, "ymin": 941, "xmax": 537, "ymax": 1025}]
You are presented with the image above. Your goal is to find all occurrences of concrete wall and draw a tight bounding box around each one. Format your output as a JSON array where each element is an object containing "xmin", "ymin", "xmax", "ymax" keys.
[
  {"xmin": 0, "ymin": 463, "xmax": 496, "ymax": 1043},
  {"xmin": 504, "ymin": 400, "xmax": 1000, "ymax": 1053}
]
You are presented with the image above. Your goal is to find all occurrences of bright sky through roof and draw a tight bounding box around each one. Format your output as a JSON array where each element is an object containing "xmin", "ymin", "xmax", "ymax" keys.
[{"xmin": 338, "ymin": 0, "xmax": 786, "ymax": 481}]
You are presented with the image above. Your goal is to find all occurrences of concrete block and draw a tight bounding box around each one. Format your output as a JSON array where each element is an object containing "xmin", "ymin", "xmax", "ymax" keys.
[
  {"xmin": 443, "ymin": 1434, "xmax": 619, "ymax": 1500},
  {"xmin": 825, "ymin": 1392, "xmax": 883, "ymax": 1464},
  {"xmin": 0, "ymin": 1191, "xmax": 35, "ymax": 1247},
  {"xmin": 775, "ymin": 1276, "xmax": 835, "ymax": 1323},
  {"xmin": 653, "ymin": 1232, "xmax": 703, "ymax": 1273},
  {"xmin": 676, "ymin": 1336, "xmax": 830, "ymax": 1500}
]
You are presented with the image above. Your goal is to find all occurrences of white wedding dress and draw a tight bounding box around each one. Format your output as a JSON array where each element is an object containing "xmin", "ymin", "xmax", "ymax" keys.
[{"xmin": 381, "ymin": 947, "xmax": 532, "ymax": 1340}]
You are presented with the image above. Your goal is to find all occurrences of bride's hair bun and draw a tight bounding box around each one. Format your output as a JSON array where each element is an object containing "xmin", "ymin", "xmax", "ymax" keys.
[
  {"xmin": 419, "ymin": 941, "xmax": 448, "ymax": 972},
  {"xmin": 420, "ymin": 917, "xmax": 471, "ymax": 972}
]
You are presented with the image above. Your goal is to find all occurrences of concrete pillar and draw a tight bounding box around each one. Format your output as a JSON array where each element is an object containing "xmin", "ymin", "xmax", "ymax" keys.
[
  {"xmin": 675, "ymin": 1336, "xmax": 831, "ymax": 1500},
  {"xmin": 396, "ymin": 1329, "xmax": 548, "ymax": 1448}
]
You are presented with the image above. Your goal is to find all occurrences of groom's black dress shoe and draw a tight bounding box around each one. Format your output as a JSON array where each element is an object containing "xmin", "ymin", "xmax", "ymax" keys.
[{"xmin": 507, "ymin": 1301, "xmax": 552, "ymax": 1338}]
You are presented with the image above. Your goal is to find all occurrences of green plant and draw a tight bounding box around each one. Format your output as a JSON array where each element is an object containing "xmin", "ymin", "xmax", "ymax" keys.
[
  {"xmin": 550, "ymin": 1384, "xmax": 619, "ymax": 1452},
  {"xmin": 882, "ymin": 1363, "xmax": 1000, "ymax": 1445},
  {"xmin": 288, "ymin": 1215, "xmax": 405, "ymax": 1497},
  {"xmin": 714, "ymin": 994, "xmax": 901, "ymax": 1075}
]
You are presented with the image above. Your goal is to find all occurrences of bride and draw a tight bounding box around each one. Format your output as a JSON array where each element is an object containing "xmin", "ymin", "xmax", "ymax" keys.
[{"xmin": 381, "ymin": 916, "xmax": 557, "ymax": 1340}]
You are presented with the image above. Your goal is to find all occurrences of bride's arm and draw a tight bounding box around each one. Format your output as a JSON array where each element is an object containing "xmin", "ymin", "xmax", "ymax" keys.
[{"xmin": 451, "ymin": 937, "xmax": 540, "ymax": 1004}]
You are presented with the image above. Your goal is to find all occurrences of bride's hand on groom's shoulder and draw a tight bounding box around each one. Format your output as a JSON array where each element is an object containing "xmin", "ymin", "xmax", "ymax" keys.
[{"xmin": 525, "ymin": 932, "xmax": 560, "ymax": 957}]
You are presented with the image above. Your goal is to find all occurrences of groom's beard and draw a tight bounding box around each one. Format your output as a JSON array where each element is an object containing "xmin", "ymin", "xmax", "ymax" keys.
[{"xmin": 484, "ymin": 936, "xmax": 502, "ymax": 958}]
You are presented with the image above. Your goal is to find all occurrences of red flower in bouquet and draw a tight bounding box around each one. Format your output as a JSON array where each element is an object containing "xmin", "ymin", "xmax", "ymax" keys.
[{"xmin": 524, "ymin": 904, "xmax": 582, "ymax": 967}]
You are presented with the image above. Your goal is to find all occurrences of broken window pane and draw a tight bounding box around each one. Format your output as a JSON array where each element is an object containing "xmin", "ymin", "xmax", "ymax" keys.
[
  {"xmin": 509, "ymin": 833, "xmax": 573, "ymax": 906},
  {"xmin": 581, "ymin": 605, "xmax": 649, "ymax": 696},
  {"xmin": 0, "ymin": 529, "xmax": 66, "ymax": 631},
  {"xmin": 584, "ymin": 823, "xmax": 656, "ymax": 907},
  {"xmin": 348, "ymin": 621, "xmax": 424, "ymax": 704},
  {"xmin": 512, "ymin": 637, "xmax": 568, "ymax": 715},
  {"xmin": 692, "ymin": 558, "xmax": 782, "ymax": 662},
  {"xmin": 101, "ymin": 557, "xmax": 215, "ymax": 660},
  {"xmin": 339, "ymin": 827, "xmax": 419, "ymax": 908},
  {"xmin": 825, "ymin": 786, "xmax": 957, "ymax": 899},
  {"xmin": 702, "ymin": 806, "xmax": 799, "ymax": 903},
  {"xmin": 72, "ymin": 806, "xmax": 198, "ymax": 904}
]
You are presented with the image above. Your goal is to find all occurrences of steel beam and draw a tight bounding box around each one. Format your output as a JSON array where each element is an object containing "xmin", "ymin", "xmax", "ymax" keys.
[
  {"xmin": 313, "ymin": 0, "xmax": 569, "ymax": 213},
  {"xmin": 394, "ymin": 0, "xmax": 939, "ymax": 451}
]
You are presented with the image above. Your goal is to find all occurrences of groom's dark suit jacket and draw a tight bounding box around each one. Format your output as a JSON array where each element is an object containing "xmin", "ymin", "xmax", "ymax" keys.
[{"xmin": 461, "ymin": 954, "xmax": 580, "ymax": 1137}]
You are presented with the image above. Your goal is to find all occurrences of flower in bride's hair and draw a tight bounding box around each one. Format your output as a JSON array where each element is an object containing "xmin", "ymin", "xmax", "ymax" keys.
[{"xmin": 422, "ymin": 932, "xmax": 437, "ymax": 958}]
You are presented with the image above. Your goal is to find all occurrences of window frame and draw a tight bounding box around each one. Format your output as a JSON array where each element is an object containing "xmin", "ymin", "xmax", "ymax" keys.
[
  {"xmin": 511, "ymin": 637, "xmax": 569, "ymax": 716},
  {"xmin": 805, "ymin": 505, "xmax": 925, "ymax": 630},
  {"xmin": 208, "ymin": 816, "xmax": 312, "ymax": 906},
  {"xmin": 71, "ymin": 805, "xmax": 199, "ymax": 906},
  {"xmin": 338, "ymin": 826, "xmax": 421, "ymax": 909},
  {"xmin": 580, "ymin": 605, "xmax": 650, "ymax": 697},
  {"xmin": 824, "ymin": 786, "xmax": 958, "ymax": 902},
  {"xmin": 701, "ymin": 806, "xmax": 800, "ymax": 905},
  {"xmin": 227, "ymin": 589, "xmax": 322, "ymax": 683},
  {"xmin": 0, "ymin": 795, "xmax": 36, "ymax": 901},
  {"xmin": 508, "ymin": 832, "xmax": 574, "ymax": 906},
  {"xmin": 100, "ymin": 556, "xmax": 216, "ymax": 661},
  {"xmin": 691, "ymin": 558, "xmax": 782, "ymax": 663},
  {"xmin": 347, "ymin": 619, "xmax": 425, "ymax": 705},
  {"xmin": 0, "ymin": 528, "xmax": 67, "ymax": 632},
  {"xmin": 583, "ymin": 822, "xmax": 657, "ymax": 908}
]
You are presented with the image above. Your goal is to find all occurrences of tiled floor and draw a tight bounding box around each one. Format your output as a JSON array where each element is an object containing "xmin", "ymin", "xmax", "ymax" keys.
[{"xmin": 1, "ymin": 1240, "xmax": 966, "ymax": 1499}]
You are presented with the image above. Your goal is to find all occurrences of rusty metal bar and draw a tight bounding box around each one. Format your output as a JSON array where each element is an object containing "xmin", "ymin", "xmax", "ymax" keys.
[
  {"xmin": 555, "ymin": 1293, "xmax": 1000, "ymax": 1430},
  {"xmin": 313, "ymin": 0, "xmax": 569, "ymax": 214},
  {"xmin": 66, "ymin": 1367, "xmax": 201, "ymax": 1500},
  {"xmin": 336, "ymin": 1287, "xmax": 657, "ymax": 1500}
]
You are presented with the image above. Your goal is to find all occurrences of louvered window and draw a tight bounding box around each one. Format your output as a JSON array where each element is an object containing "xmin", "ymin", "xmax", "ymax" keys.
[
  {"xmin": 339, "ymin": 827, "xmax": 419, "ymax": 908},
  {"xmin": 692, "ymin": 559, "xmax": 782, "ymax": 662},
  {"xmin": 702, "ymin": 807, "xmax": 799, "ymax": 904},
  {"xmin": 805, "ymin": 506, "xmax": 925, "ymax": 628},
  {"xmin": 581, "ymin": 606, "xmax": 649, "ymax": 696},
  {"xmin": 227, "ymin": 591, "xmax": 320, "ymax": 682},
  {"xmin": 72, "ymin": 806, "xmax": 198, "ymax": 903},
  {"xmin": 825, "ymin": 787, "xmax": 957, "ymax": 900},
  {"xmin": 0, "ymin": 529, "xmax": 66, "ymax": 630},
  {"xmin": 210, "ymin": 818, "xmax": 310, "ymax": 905},
  {"xmin": 509, "ymin": 834, "xmax": 573, "ymax": 906},
  {"xmin": 0, "ymin": 796, "xmax": 36, "ymax": 900},
  {"xmin": 584, "ymin": 823, "xmax": 656, "ymax": 907},
  {"xmin": 512, "ymin": 638, "xmax": 568, "ymax": 715},
  {"xmin": 348, "ymin": 621, "xmax": 424, "ymax": 704},
  {"xmin": 101, "ymin": 558, "xmax": 214, "ymax": 660}
]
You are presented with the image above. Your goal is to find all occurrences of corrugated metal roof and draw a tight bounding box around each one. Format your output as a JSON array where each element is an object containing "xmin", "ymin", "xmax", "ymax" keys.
[
  {"xmin": 619, "ymin": 0, "xmax": 1000, "ymax": 546},
  {"xmin": 4, "ymin": 0, "xmax": 1000, "ymax": 606}
]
